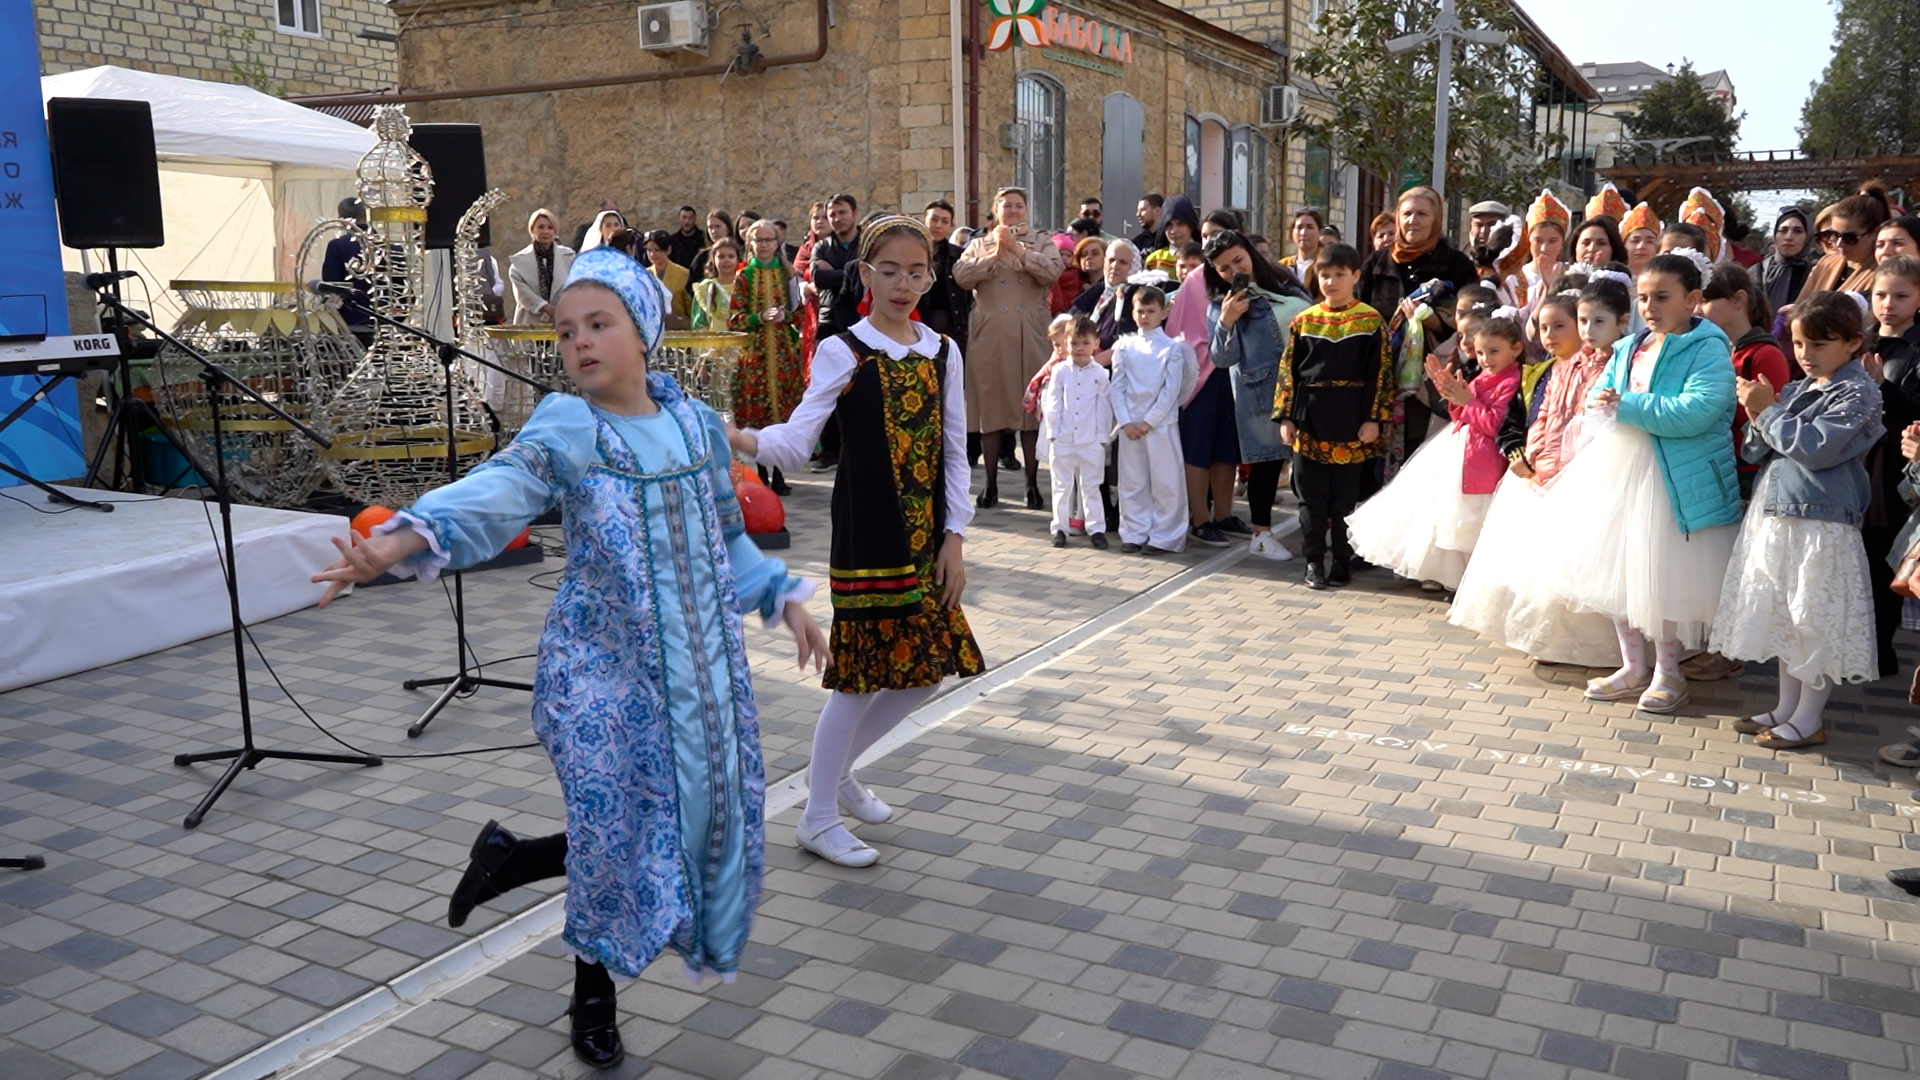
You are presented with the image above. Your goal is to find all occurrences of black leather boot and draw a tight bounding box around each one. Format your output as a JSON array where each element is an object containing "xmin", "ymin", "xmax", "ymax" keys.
[
  {"xmin": 570, "ymin": 959, "xmax": 625, "ymax": 1069},
  {"xmin": 448, "ymin": 823, "xmax": 567, "ymax": 928}
]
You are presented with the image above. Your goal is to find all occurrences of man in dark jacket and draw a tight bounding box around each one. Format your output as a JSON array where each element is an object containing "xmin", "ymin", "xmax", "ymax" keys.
[
  {"xmin": 320, "ymin": 197, "xmax": 373, "ymax": 344},
  {"xmin": 665, "ymin": 205, "xmax": 704, "ymax": 269},
  {"xmin": 1133, "ymin": 193, "xmax": 1165, "ymax": 252},
  {"xmin": 917, "ymin": 199, "xmax": 972, "ymax": 349},
  {"xmin": 806, "ymin": 193, "xmax": 863, "ymax": 470}
]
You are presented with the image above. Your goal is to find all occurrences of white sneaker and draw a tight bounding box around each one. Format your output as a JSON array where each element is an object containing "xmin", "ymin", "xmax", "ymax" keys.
[
  {"xmin": 838, "ymin": 775, "xmax": 893, "ymax": 824},
  {"xmin": 1249, "ymin": 531, "xmax": 1294, "ymax": 561},
  {"xmin": 795, "ymin": 819, "xmax": 879, "ymax": 867}
]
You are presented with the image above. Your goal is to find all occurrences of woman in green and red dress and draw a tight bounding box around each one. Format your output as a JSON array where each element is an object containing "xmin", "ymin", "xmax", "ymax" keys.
[
  {"xmin": 730, "ymin": 216, "xmax": 983, "ymax": 868},
  {"xmin": 730, "ymin": 220, "xmax": 806, "ymax": 493}
]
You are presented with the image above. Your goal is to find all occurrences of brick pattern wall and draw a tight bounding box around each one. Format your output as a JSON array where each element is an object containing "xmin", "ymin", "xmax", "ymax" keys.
[
  {"xmin": 1164, "ymin": 0, "xmax": 1353, "ymax": 253},
  {"xmin": 36, "ymin": 0, "xmax": 398, "ymax": 97}
]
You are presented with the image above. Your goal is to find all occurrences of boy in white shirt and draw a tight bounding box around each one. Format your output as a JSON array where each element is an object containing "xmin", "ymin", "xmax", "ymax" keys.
[
  {"xmin": 1109, "ymin": 286, "xmax": 1191, "ymax": 554},
  {"xmin": 1042, "ymin": 313, "xmax": 1113, "ymax": 549}
]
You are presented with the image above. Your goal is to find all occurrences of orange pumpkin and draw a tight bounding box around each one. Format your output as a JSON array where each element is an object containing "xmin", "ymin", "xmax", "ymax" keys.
[{"xmin": 350, "ymin": 505, "xmax": 395, "ymax": 538}]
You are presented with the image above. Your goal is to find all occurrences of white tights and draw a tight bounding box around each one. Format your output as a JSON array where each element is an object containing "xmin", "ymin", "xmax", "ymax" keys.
[
  {"xmin": 1764, "ymin": 670, "xmax": 1833, "ymax": 738},
  {"xmin": 802, "ymin": 687, "xmax": 938, "ymax": 832}
]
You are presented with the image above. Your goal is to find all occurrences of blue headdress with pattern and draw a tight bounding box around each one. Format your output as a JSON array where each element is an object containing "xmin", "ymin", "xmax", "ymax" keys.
[{"xmin": 562, "ymin": 247, "xmax": 670, "ymax": 358}]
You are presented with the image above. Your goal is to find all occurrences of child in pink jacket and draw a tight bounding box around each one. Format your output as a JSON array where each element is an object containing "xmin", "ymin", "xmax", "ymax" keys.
[{"xmin": 1347, "ymin": 315, "xmax": 1525, "ymax": 591}]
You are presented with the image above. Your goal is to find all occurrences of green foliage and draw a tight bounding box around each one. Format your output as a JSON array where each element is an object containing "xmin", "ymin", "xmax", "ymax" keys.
[
  {"xmin": 216, "ymin": 28, "xmax": 286, "ymax": 98},
  {"xmin": 1800, "ymin": 0, "xmax": 1920, "ymax": 157},
  {"xmin": 1293, "ymin": 0, "xmax": 1562, "ymax": 208},
  {"xmin": 1623, "ymin": 61, "xmax": 1742, "ymax": 157}
]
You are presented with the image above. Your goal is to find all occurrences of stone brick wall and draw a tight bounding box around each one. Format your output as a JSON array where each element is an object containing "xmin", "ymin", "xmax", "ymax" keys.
[
  {"xmin": 391, "ymin": 0, "xmax": 1284, "ymax": 249},
  {"xmin": 36, "ymin": 0, "xmax": 398, "ymax": 97},
  {"xmin": 1162, "ymin": 0, "xmax": 1355, "ymax": 255}
]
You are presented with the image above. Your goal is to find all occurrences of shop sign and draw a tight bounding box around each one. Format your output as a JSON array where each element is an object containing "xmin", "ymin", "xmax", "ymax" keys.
[{"xmin": 985, "ymin": 1, "xmax": 1134, "ymax": 66}]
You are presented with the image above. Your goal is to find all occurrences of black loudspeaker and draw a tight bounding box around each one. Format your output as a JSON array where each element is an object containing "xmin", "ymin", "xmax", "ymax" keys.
[
  {"xmin": 410, "ymin": 124, "xmax": 488, "ymax": 250},
  {"xmin": 45, "ymin": 98, "xmax": 165, "ymax": 249}
]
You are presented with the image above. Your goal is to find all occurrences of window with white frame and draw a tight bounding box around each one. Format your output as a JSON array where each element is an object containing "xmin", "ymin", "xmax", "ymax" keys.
[
  {"xmin": 278, "ymin": 0, "xmax": 321, "ymax": 37},
  {"xmin": 1014, "ymin": 72, "xmax": 1066, "ymax": 231}
]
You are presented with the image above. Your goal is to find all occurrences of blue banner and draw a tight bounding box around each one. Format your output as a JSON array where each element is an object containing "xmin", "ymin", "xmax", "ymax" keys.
[{"xmin": 0, "ymin": 0, "xmax": 82, "ymax": 487}]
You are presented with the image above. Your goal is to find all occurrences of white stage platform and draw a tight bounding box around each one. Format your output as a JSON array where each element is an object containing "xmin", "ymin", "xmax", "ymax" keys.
[{"xmin": 0, "ymin": 486, "xmax": 349, "ymax": 692}]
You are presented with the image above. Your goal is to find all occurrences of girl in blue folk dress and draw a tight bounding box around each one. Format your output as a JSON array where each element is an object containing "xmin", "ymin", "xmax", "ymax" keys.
[{"xmin": 311, "ymin": 248, "xmax": 826, "ymax": 1071}]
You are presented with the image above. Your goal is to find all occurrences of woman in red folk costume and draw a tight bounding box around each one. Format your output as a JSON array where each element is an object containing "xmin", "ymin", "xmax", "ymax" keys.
[{"xmin": 731, "ymin": 220, "xmax": 806, "ymax": 494}]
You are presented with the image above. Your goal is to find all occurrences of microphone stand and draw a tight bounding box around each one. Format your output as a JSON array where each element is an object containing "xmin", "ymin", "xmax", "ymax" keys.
[
  {"xmin": 94, "ymin": 293, "xmax": 384, "ymax": 829},
  {"xmin": 352, "ymin": 305, "xmax": 559, "ymax": 738}
]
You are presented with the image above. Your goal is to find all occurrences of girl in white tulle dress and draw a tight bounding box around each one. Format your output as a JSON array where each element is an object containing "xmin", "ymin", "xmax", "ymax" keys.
[
  {"xmin": 1449, "ymin": 277, "xmax": 1630, "ymax": 665},
  {"xmin": 1347, "ymin": 317, "xmax": 1524, "ymax": 591},
  {"xmin": 1709, "ymin": 291, "xmax": 1883, "ymax": 750},
  {"xmin": 1526, "ymin": 252, "xmax": 1743, "ymax": 715}
]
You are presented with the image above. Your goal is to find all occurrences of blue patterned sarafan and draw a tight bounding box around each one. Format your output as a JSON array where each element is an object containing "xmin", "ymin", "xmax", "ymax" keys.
[{"xmin": 454, "ymin": 372, "xmax": 768, "ymax": 978}]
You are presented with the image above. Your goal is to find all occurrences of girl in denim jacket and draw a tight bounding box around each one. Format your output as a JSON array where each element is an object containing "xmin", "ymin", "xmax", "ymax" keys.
[{"xmin": 1710, "ymin": 292, "xmax": 1885, "ymax": 749}]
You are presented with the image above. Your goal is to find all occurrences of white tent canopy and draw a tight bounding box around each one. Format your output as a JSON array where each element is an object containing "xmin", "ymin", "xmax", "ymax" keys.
[{"xmin": 41, "ymin": 66, "xmax": 376, "ymax": 314}]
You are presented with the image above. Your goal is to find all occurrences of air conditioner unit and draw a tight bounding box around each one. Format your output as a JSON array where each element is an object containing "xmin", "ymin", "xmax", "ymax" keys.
[
  {"xmin": 638, "ymin": 2, "xmax": 708, "ymax": 52},
  {"xmin": 1260, "ymin": 85, "xmax": 1302, "ymax": 127}
]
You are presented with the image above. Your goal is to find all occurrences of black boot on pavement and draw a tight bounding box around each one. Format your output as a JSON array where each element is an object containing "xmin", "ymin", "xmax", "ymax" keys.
[
  {"xmin": 1304, "ymin": 560, "xmax": 1329, "ymax": 590},
  {"xmin": 569, "ymin": 958, "xmax": 625, "ymax": 1069}
]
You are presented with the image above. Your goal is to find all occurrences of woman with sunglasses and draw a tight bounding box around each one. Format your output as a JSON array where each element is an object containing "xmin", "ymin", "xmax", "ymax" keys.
[{"xmin": 1796, "ymin": 182, "xmax": 1892, "ymax": 303}]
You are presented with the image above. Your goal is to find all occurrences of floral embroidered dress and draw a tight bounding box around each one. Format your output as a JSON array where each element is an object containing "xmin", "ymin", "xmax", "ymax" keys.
[
  {"xmin": 727, "ymin": 258, "xmax": 804, "ymax": 428},
  {"xmin": 383, "ymin": 379, "xmax": 806, "ymax": 979},
  {"xmin": 749, "ymin": 319, "xmax": 984, "ymax": 692}
]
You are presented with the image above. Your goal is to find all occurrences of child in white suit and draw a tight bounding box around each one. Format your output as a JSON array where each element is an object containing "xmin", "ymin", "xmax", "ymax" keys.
[
  {"xmin": 1043, "ymin": 313, "xmax": 1113, "ymax": 548},
  {"xmin": 1109, "ymin": 286, "xmax": 1191, "ymax": 554}
]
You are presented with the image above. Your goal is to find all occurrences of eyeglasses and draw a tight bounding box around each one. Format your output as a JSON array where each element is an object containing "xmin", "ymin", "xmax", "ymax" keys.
[
  {"xmin": 1818, "ymin": 229, "xmax": 1862, "ymax": 246},
  {"xmin": 862, "ymin": 262, "xmax": 936, "ymax": 294}
]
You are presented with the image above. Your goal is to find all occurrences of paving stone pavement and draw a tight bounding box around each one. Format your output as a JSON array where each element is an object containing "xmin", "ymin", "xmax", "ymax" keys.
[
  {"xmin": 8, "ymin": 469, "xmax": 1920, "ymax": 1079},
  {"xmin": 0, "ymin": 467, "xmax": 1205, "ymax": 1080}
]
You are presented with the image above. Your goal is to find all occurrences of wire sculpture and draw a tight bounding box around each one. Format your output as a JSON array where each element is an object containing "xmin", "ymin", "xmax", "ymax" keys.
[
  {"xmin": 151, "ymin": 281, "xmax": 363, "ymax": 506},
  {"xmin": 482, "ymin": 324, "xmax": 567, "ymax": 438},
  {"xmin": 309, "ymin": 106, "xmax": 497, "ymax": 507},
  {"xmin": 655, "ymin": 330, "xmax": 746, "ymax": 422}
]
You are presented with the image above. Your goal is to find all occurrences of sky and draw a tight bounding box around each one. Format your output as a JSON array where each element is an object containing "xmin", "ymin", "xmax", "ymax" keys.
[{"xmin": 1515, "ymin": 0, "xmax": 1838, "ymax": 153}]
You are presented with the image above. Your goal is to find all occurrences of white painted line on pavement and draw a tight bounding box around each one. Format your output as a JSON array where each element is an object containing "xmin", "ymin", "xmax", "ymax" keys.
[{"xmin": 230, "ymin": 543, "xmax": 1250, "ymax": 1080}]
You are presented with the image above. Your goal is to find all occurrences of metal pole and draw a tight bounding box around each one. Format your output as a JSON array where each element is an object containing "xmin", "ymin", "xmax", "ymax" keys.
[{"xmin": 1430, "ymin": 0, "xmax": 1454, "ymax": 198}]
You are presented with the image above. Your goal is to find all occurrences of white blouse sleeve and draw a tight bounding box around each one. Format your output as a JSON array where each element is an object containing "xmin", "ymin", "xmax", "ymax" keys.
[
  {"xmin": 748, "ymin": 335, "xmax": 857, "ymax": 471},
  {"xmin": 942, "ymin": 336, "xmax": 975, "ymax": 537}
]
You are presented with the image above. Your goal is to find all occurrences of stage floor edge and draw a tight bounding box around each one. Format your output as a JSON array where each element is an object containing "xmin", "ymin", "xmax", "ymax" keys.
[{"xmin": 0, "ymin": 486, "xmax": 351, "ymax": 693}]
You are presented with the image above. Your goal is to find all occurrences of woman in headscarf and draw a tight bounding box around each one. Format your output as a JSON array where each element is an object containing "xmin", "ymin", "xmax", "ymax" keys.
[
  {"xmin": 1756, "ymin": 207, "xmax": 1818, "ymax": 314},
  {"xmin": 576, "ymin": 209, "xmax": 628, "ymax": 254},
  {"xmin": 954, "ymin": 186, "xmax": 1064, "ymax": 509},
  {"xmin": 1357, "ymin": 185, "xmax": 1480, "ymax": 480},
  {"xmin": 507, "ymin": 208, "xmax": 576, "ymax": 324}
]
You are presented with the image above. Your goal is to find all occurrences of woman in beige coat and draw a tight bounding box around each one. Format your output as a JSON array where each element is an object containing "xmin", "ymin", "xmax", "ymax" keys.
[{"xmin": 955, "ymin": 187, "xmax": 1065, "ymax": 508}]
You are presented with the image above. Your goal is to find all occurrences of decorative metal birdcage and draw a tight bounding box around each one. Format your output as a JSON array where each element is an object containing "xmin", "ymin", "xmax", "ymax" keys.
[
  {"xmin": 311, "ymin": 106, "xmax": 497, "ymax": 507},
  {"xmin": 481, "ymin": 325, "xmax": 567, "ymax": 437},
  {"xmin": 150, "ymin": 280, "xmax": 363, "ymax": 506},
  {"xmin": 655, "ymin": 330, "xmax": 746, "ymax": 421}
]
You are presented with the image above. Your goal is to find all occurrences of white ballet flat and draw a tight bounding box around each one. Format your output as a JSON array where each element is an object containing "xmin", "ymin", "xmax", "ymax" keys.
[
  {"xmin": 795, "ymin": 820, "xmax": 879, "ymax": 868},
  {"xmin": 838, "ymin": 776, "xmax": 893, "ymax": 825}
]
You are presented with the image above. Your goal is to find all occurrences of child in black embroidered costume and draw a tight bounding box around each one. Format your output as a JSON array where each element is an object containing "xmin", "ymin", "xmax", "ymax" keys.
[{"xmin": 731, "ymin": 216, "xmax": 984, "ymax": 867}]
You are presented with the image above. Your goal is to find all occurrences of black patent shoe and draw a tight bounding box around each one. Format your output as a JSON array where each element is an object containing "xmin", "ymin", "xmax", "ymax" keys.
[
  {"xmin": 1025, "ymin": 487, "xmax": 1045, "ymax": 509},
  {"xmin": 448, "ymin": 820, "xmax": 516, "ymax": 928},
  {"xmin": 976, "ymin": 486, "xmax": 999, "ymax": 509},
  {"xmin": 569, "ymin": 993, "xmax": 626, "ymax": 1069},
  {"xmin": 1890, "ymin": 867, "xmax": 1920, "ymax": 897},
  {"xmin": 1328, "ymin": 559, "xmax": 1352, "ymax": 587}
]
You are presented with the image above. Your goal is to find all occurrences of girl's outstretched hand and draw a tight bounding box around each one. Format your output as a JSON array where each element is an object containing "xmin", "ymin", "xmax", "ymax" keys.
[
  {"xmin": 933, "ymin": 533, "xmax": 967, "ymax": 610},
  {"xmin": 312, "ymin": 529, "xmax": 428, "ymax": 607},
  {"xmin": 782, "ymin": 601, "xmax": 830, "ymax": 673}
]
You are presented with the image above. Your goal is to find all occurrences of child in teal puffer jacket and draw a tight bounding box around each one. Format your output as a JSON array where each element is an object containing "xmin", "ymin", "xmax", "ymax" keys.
[{"xmin": 1530, "ymin": 251, "xmax": 1741, "ymax": 715}]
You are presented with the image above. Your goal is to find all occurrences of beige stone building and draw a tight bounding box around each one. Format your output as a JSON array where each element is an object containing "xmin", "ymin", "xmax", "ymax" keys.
[
  {"xmin": 309, "ymin": 0, "xmax": 1304, "ymax": 250},
  {"xmin": 36, "ymin": 0, "xmax": 398, "ymax": 97}
]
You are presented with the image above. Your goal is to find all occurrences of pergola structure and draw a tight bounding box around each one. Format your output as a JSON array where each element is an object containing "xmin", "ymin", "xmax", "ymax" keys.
[{"xmin": 1601, "ymin": 149, "xmax": 1920, "ymax": 216}]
